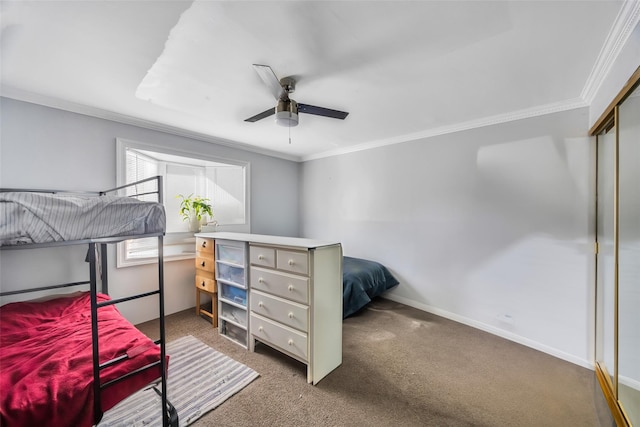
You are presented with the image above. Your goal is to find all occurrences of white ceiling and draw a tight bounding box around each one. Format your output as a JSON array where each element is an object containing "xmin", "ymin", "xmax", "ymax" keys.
[{"xmin": 1, "ymin": 1, "xmax": 636, "ymax": 161}]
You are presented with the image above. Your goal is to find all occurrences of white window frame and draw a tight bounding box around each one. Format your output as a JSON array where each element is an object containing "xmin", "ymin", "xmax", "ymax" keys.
[{"xmin": 115, "ymin": 137, "xmax": 250, "ymax": 267}]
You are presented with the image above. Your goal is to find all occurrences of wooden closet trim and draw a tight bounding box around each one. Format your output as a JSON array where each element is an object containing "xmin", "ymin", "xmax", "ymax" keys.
[
  {"xmin": 589, "ymin": 66, "xmax": 640, "ymax": 136},
  {"xmin": 591, "ymin": 65, "xmax": 639, "ymax": 427},
  {"xmin": 595, "ymin": 363, "xmax": 631, "ymax": 427}
]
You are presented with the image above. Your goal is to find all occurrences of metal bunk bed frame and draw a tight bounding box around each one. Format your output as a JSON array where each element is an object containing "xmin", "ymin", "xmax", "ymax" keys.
[{"xmin": 0, "ymin": 176, "xmax": 178, "ymax": 426}]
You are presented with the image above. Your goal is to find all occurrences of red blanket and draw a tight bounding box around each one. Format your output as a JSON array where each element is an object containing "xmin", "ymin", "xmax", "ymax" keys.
[{"xmin": 0, "ymin": 292, "xmax": 165, "ymax": 427}]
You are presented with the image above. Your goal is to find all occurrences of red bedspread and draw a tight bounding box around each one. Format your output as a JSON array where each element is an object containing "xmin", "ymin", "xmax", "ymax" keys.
[{"xmin": 0, "ymin": 292, "xmax": 165, "ymax": 427}]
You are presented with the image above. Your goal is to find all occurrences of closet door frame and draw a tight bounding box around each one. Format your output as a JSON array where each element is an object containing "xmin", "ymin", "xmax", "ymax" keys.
[{"xmin": 590, "ymin": 66, "xmax": 640, "ymax": 427}]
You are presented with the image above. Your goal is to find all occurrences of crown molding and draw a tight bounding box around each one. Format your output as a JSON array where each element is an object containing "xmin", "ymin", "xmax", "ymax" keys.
[
  {"xmin": 0, "ymin": 4, "xmax": 634, "ymax": 165},
  {"xmin": 2, "ymin": 85, "xmax": 589, "ymax": 164},
  {"xmin": 580, "ymin": 0, "xmax": 640, "ymax": 104},
  {"xmin": 5, "ymin": 0, "xmax": 636, "ymax": 166},
  {"xmin": 0, "ymin": 86, "xmax": 302, "ymax": 163},
  {"xmin": 302, "ymin": 97, "xmax": 588, "ymax": 162},
  {"xmin": 304, "ymin": 1, "xmax": 640, "ymax": 163}
]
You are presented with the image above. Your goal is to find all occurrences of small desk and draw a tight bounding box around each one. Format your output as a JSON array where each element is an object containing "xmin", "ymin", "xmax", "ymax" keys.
[
  {"xmin": 195, "ymin": 285, "xmax": 217, "ymax": 326},
  {"xmin": 195, "ymin": 237, "xmax": 218, "ymax": 327}
]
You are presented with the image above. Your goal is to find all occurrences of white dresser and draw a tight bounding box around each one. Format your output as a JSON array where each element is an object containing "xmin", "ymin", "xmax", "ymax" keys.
[{"xmin": 196, "ymin": 232, "xmax": 343, "ymax": 385}]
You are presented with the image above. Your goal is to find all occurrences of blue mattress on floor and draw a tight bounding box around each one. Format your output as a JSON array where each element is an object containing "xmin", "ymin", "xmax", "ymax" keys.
[{"xmin": 342, "ymin": 256, "xmax": 399, "ymax": 318}]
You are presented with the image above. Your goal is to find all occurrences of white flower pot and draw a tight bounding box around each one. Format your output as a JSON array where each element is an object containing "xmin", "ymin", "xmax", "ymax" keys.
[{"xmin": 189, "ymin": 216, "xmax": 201, "ymax": 232}]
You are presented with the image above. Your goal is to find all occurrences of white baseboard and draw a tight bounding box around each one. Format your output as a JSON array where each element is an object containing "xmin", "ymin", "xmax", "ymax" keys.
[
  {"xmin": 620, "ymin": 374, "xmax": 640, "ymax": 392},
  {"xmin": 382, "ymin": 294, "xmax": 594, "ymax": 370}
]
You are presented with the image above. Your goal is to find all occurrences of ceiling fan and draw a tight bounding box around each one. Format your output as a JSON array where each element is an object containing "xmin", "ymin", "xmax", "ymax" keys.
[{"xmin": 245, "ymin": 64, "xmax": 349, "ymax": 127}]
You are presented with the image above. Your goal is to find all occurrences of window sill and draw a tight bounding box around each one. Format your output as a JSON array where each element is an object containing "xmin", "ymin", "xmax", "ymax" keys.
[{"xmin": 116, "ymin": 233, "xmax": 196, "ymax": 268}]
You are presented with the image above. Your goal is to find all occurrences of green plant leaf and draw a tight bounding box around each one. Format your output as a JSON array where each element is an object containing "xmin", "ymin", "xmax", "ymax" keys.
[{"xmin": 176, "ymin": 193, "xmax": 213, "ymax": 222}]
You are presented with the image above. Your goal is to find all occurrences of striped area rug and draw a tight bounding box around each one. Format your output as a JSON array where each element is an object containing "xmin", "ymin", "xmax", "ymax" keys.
[{"xmin": 99, "ymin": 335, "xmax": 259, "ymax": 426}]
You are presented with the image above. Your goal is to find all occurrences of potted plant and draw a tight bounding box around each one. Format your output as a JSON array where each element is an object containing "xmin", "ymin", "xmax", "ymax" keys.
[{"xmin": 177, "ymin": 194, "xmax": 213, "ymax": 232}]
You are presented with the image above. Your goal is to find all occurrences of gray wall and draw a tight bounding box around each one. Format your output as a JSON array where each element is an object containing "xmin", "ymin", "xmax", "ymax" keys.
[
  {"xmin": 0, "ymin": 98, "xmax": 299, "ymax": 324},
  {"xmin": 301, "ymin": 108, "xmax": 595, "ymax": 367}
]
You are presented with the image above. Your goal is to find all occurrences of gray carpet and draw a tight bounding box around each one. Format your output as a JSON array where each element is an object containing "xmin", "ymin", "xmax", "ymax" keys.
[
  {"xmin": 136, "ymin": 298, "xmax": 615, "ymax": 427},
  {"xmin": 99, "ymin": 335, "xmax": 258, "ymax": 426}
]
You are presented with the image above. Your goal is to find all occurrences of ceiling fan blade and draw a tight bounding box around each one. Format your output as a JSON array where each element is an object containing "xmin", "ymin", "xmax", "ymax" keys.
[
  {"xmin": 253, "ymin": 64, "xmax": 284, "ymax": 100},
  {"xmin": 244, "ymin": 107, "xmax": 275, "ymax": 122},
  {"xmin": 298, "ymin": 103, "xmax": 349, "ymax": 120}
]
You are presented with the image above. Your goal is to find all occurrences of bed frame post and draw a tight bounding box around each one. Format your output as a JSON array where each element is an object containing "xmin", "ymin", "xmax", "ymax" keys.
[
  {"xmin": 157, "ymin": 234, "xmax": 171, "ymax": 426},
  {"xmin": 100, "ymin": 243, "xmax": 108, "ymax": 294},
  {"xmin": 88, "ymin": 242, "xmax": 103, "ymax": 424}
]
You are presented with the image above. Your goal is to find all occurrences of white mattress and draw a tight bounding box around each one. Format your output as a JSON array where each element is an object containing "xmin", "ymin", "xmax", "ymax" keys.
[{"xmin": 0, "ymin": 192, "xmax": 166, "ymax": 246}]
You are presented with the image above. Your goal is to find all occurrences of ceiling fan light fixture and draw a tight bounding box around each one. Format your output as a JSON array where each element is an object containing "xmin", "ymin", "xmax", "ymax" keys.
[
  {"xmin": 275, "ymin": 111, "xmax": 298, "ymax": 127},
  {"xmin": 275, "ymin": 99, "xmax": 299, "ymax": 127}
]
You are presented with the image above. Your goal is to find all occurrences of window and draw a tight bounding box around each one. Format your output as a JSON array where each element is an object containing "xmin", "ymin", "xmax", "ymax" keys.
[{"xmin": 116, "ymin": 138, "xmax": 250, "ymax": 267}]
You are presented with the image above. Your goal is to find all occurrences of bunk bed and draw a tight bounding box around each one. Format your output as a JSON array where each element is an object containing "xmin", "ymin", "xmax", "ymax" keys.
[{"xmin": 0, "ymin": 176, "xmax": 178, "ymax": 427}]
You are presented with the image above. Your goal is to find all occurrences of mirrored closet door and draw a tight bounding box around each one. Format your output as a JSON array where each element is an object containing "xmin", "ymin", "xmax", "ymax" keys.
[
  {"xmin": 617, "ymin": 82, "xmax": 639, "ymax": 425},
  {"xmin": 592, "ymin": 67, "xmax": 640, "ymax": 427},
  {"xmin": 595, "ymin": 122, "xmax": 615, "ymax": 391}
]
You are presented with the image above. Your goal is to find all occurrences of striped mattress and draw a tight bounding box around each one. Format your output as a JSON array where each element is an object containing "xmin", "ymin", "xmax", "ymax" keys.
[{"xmin": 0, "ymin": 192, "xmax": 166, "ymax": 246}]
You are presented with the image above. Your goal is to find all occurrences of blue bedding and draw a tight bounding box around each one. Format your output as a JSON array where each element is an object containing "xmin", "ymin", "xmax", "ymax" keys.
[{"xmin": 342, "ymin": 256, "xmax": 399, "ymax": 318}]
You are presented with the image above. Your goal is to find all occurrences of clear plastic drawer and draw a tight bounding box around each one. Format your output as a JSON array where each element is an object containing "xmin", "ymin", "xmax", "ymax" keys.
[
  {"xmin": 220, "ymin": 301, "xmax": 247, "ymax": 327},
  {"xmin": 217, "ymin": 244, "xmax": 244, "ymax": 265},
  {"xmin": 216, "ymin": 263, "xmax": 245, "ymax": 286},
  {"xmin": 220, "ymin": 283, "xmax": 247, "ymax": 307},
  {"xmin": 220, "ymin": 319, "xmax": 247, "ymax": 347}
]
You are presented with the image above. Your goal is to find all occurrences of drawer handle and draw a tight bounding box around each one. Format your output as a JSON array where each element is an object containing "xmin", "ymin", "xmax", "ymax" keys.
[
  {"xmin": 201, "ymin": 241, "xmax": 207, "ymax": 248},
  {"xmin": 259, "ymin": 277, "xmax": 264, "ymax": 283},
  {"xmin": 288, "ymin": 285, "xmax": 294, "ymax": 292},
  {"xmin": 201, "ymin": 261, "xmax": 206, "ymax": 267},
  {"xmin": 201, "ymin": 281, "xmax": 206, "ymax": 287},
  {"xmin": 259, "ymin": 326, "xmax": 264, "ymax": 332},
  {"xmin": 288, "ymin": 339, "xmax": 294, "ymax": 346},
  {"xmin": 258, "ymin": 255, "xmax": 264, "ymax": 260},
  {"xmin": 258, "ymin": 301, "xmax": 264, "ymax": 308},
  {"xmin": 288, "ymin": 259, "xmax": 294, "ymax": 266},
  {"xmin": 288, "ymin": 312, "xmax": 294, "ymax": 319}
]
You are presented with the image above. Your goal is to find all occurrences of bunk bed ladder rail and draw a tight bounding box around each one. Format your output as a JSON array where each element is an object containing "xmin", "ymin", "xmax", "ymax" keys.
[
  {"xmin": 89, "ymin": 242, "xmax": 102, "ymax": 423},
  {"xmin": 88, "ymin": 176, "xmax": 177, "ymax": 427},
  {"xmin": 157, "ymin": 236, "xmax": 174, "ymax": 427},
  {"xmin": 88, "ymin": 236, "xmax": 176, "ymax": 426}
]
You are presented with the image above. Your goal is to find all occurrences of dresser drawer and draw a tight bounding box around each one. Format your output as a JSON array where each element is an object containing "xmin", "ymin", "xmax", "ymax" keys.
[
  {"xmin": 195, "ymin": 275, "xmax": 216, "ymax": 293},
  {"xmin": 195, "ymin": 254, "xmax": 215, "ymax": 280},
  {"xmin": 249, "ymin": 245, "xmax": 276, "ymax": 268},
  {"xmin": 251, "ymin": 289, "xmax": 308, "ymax": 332},
  {"xmin": 250, "ymin": 266, "xmax": 309, "ymax": 304},
  {"xmin": 276, "ymin": 249, "xmax": 309, "ymax": 275},
  {"xmin": 195, "ymin": 237, "xmax": 214, "ymax": 254},
  {"xmin": 251, "ymin": 313, "xmax": 308, "ymax": 362},
  {"xmin": 195, "ymin": 255, "xmax": 215, "ymax": 274}
]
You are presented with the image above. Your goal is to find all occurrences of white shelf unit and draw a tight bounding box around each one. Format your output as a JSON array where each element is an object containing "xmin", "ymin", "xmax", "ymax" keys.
[
  {"xmin": 215, "ymin": 239, "xmax": 249, "ymax": 348},
  {"xmin": 199, "ymin": 232, "xmax": 343, "ymax": 385},
  {"xmin": 198, "ymin": 232, "xmax": 343, "ymax": 385}
]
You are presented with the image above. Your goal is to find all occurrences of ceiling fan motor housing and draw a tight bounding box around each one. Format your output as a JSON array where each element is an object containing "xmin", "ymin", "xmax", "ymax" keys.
[
  {"xmin": 279, "ymin": 77, "xmax": 295, "ymax": 94},
  {"xmin": 276, "ymin": 99, "xmax": 299, "ymax": 126}
]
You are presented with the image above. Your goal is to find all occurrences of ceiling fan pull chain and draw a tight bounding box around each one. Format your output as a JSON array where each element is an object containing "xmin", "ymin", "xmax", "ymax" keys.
[{"xmin": 289, "ymin": 123, "xmax": 292, "ymax": 144}]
